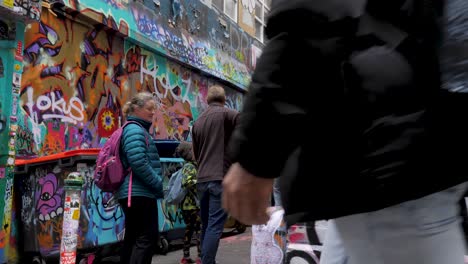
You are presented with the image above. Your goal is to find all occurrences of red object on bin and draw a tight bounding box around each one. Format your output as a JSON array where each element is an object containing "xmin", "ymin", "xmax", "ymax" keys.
[{"xmin": 15, "ymin": 149, "xmax": 101, "ymax": 165}]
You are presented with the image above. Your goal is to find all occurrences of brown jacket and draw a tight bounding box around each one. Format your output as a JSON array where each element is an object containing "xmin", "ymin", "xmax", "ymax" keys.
[{"xmin": 192, "ymin": 103, "xmax": 239, "ymax": 183}]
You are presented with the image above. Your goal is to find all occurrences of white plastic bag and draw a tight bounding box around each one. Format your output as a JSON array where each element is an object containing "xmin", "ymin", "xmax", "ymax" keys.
[{"xmin": 251, "ymin": 208, "xmax": 287, "ymax": 264}]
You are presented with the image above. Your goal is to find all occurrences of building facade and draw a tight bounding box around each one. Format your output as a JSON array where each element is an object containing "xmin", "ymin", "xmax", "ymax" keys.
[{"xmin": 0, "ymin": 0, "xmax": 264, "ymax": 263}]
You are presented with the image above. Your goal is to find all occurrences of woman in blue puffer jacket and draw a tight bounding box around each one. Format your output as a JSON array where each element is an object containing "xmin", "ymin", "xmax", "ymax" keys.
[{"xmin": 116, "ymin": 92, "xmax": 163, "ymax": 264}]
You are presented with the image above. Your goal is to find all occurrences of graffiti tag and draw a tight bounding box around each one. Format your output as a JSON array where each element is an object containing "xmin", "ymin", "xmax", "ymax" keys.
[{"xmin": 26, "ymin": 87, "xmax": 85, "ymax": 124}]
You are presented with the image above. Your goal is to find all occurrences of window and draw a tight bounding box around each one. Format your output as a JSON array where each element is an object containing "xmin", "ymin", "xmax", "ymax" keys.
[
  {"xmin": 254, "ymin": 0, "xmax": 269, "ymax": 42},
  {"xmin": 213, "ymin": 0, "xmax": 238, "ymax": 23},
  {"xmin": 225, "ymin": 0, "xmax": 238, "ymax": 22}
]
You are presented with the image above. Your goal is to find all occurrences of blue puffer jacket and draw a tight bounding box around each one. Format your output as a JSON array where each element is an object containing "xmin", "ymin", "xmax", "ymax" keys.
[{"xmin": 115, "ymin": 116, "xmax": 163, "ymax": 200}]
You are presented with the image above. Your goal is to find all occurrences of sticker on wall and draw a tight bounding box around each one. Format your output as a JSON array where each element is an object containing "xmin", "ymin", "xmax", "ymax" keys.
[
  {"xmin": 12, "ymin": 73, "xmax": 21, "ymax": 87},
  {"xmin": 7, "ymin": 157, "xmax": 14, "ymax": 166},
  {"xmin": 13, "ymin": 63, "xmax": 21, "ymax": 72},
  {"xmin": 10, "ymin": 116, "xmax": 17, "ymax": 123},
  {"xmin": 14, "ymin": 40, "xmax": 23, "ymax": 61},
  {"xmin": 2, "ymin": 0, "xmax": 14, "ymax": 9},
  {"xmin": 0, "ymin": 57, "xmax": 4, "ymax": 78},
  {"xmin": 14, "ymin": 54, "xmax": 23, "ymax": 62},
  {"xmin": 0, "ymin": 167, "xmax": 5, "ymax": 178},
  {"xmin": 11, "ymin": 96, "xmax": 18, "ymax": 117}
]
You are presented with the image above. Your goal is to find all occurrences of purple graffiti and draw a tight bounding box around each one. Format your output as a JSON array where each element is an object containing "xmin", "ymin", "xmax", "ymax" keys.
[
  {"xmin": 36, "ymin": 173, "xmax": 64, "ymax": 222},
  {"xmin": 40, "ymin": 63, "xmax": 63, "ymax": 78},
  {"xmin": 82, "ymin": 29, "xmax": 108, "ymax": 60},
  {"xmin": 24, "ymin": 22, "xmax": 61, "ymax": 65}
]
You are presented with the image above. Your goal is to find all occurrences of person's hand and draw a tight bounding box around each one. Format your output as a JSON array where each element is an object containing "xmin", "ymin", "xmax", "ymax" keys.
[{"xmin": 222, "ymin": 163, "xmax": 274, "ymax": 225}]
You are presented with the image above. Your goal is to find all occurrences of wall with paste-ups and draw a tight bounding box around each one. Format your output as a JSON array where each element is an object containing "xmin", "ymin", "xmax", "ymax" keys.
[
  {"xmin": 19, "ymin": 9, "xmax": 243, "ymax": 158},
  {"xmin": 63, "ymin": 0, "xmax": 263, "ymax": 89}
]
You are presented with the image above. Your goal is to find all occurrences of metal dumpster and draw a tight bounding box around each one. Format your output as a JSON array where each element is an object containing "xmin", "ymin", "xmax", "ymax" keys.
[
  {"xmin": 15, "ymin": 149, "xmax": 123, "ymax": 264},
  {"xmin": 14, "ymin": 141, "xmax": 187, "ymax": 263}
]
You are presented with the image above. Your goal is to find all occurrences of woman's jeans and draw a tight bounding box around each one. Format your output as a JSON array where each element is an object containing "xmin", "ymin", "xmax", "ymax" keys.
[
  {"xmin": 321, "ymin": 182, "xmax": 468, "ymax": 264},
  {"xmin": 119, "ymin": 196, "xmax": 158, "ymax": 264}
]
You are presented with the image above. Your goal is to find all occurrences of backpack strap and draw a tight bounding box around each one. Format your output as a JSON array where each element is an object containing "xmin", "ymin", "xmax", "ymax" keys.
[{"xmin": 128, "ymin": 171, "xmax": 133, "ymax": 207}]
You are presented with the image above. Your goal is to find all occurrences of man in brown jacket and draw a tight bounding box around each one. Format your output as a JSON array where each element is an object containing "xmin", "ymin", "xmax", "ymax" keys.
[{"xmin": 192, "ymin": 85, "xmax": 239, "ymax": 264}]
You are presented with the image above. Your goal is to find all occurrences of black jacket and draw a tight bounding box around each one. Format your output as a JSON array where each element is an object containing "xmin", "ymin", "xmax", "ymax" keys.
[
  {"xmin": 193, "ymin": 103, "xmax": 239, "ymax": 183},
  {"xmin": 229, "ymin": 0, "xmax": 468, "ymax": 224}
]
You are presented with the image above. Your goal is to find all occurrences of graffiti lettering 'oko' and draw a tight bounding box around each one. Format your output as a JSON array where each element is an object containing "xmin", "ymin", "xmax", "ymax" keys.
[{"xmin": 26, "ymin": 87, "xmax": 85, "ymax": 124}]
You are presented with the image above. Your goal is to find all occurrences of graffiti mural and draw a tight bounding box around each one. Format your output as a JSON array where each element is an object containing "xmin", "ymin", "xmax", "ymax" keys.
[
  {"xmin": 13, "ymin": 0, "xmax": 41, "ymax": 21},
  {"xmin": 79, "ymin": 164, "xmax": 125, "ymax": 246},
  {"xmin": 21, "ymin": 10, "xmax": 130, "ymax": 157},
  {"xmin": 158, "ymin": 161, "xmax": 185, "ymax": 231},
  {"xmin": 15, "ymin": 152, "xmax": 193, "ymax": 259},
  {"xmin": 20, "ymin": 10, "xmax": 243, "ymax": 157},
  {"xmin": 16, "ymin": 159, "xmax": 122, "ymax": 256},
  {"xmin": 61, "ymin": 0, "xmax": 261, "ymax": 89},
  {"xmin": 17, "ymin": 167, "xmax": 65, "ymax": 256}
]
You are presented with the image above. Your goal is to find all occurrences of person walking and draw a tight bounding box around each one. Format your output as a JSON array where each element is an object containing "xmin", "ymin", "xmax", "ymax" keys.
[
  {"xmin": 192, "ymin": 85, "xmax": 239, "ymax": 264},
  {"xmin": 117, "ymin": 92, "xmax": 163, "ymax": 264},
  {"xmin": 175, "ymin": 141, "xmax": 202, "ymax": 264},
  {"xmin": 222, "ymin": 1, "xmax": 468, "ymax": 264}
]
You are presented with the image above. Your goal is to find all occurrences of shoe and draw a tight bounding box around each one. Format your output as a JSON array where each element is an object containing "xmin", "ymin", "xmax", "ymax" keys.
[
  {"xmin": 195, "ymin": 258, "xmax": 202, "ymax": 264},
  {"xmin": 180, "ymin": 258, "xmax": 194, "ymax": 264}
]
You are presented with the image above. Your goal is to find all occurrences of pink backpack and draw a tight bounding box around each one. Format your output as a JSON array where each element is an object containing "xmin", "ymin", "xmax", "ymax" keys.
[{"xmin": 94, "ymin": 121, "xmax": 143, "ymax": 206}]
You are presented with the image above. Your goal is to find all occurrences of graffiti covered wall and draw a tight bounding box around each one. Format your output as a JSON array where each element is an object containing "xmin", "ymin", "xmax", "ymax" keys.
[
  {"xmin": 63, "ymin": 0, "xmax": 260, "ymax": 89},
  {"xmin": 16, "ymin": 159, "xmax": 125, "ymax": 256},
  {"xmin": 0, "ymin": 0, "xmax": 41, "ymax": 22},
  {"xmin": 0, "ymin": 20, "xmax": 26, "ymax": 263},
  {"xmin": 19, "ymin": 9, "xmax": 243, "ymax": 158},
  {"xmin": 16, "ymin": 155, "xmax": 188, "ymax": 258}
]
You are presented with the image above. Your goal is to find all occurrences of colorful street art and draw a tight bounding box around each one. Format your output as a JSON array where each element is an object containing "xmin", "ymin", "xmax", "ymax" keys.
[
  {"xmin": 0, "ymin": 20, "xmax": 26, "ymax": 263},
  {"xmin": 15, "ymin": 152, "xmax": 188, "ymax": 260},
  {"xmin": 16, "ymin": 160, "xmax": 124, "ymax": 257},
  {"xmin": 158, "ymin": 160, "xmax": 185, "ymax": 231},
  {"xmin": 62, "ymin": 0, "xmax": 260, "ymax": 89},
  {"xmin": 19, "ymin": 9, "xmax": 243, "ymax": 158}
]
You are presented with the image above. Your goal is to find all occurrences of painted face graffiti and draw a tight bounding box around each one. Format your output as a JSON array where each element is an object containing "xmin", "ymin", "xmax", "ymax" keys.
[{"xmin": 36, "ymin": 173, "xmax": 64, "ymax": 222}]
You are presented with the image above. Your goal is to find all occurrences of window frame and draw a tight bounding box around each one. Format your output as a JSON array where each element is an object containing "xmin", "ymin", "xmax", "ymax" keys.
[
  {"xmin": 224, "ymin": 0, "xmax": 238, "ymax": 23},
  {"xmin": 254, "ymin": 0, "xmax": 269, "ymax": 42}
]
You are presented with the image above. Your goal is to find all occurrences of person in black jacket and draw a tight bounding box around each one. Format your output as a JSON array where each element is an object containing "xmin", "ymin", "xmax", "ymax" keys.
[{"xmin": 222, "ymin": 0, "xmax": 468, "ymax": 263}]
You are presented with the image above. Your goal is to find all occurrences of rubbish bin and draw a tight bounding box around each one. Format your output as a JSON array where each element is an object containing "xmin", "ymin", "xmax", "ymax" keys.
[
  {"xmin": 15, "ymin": 149, "xmax": 125, "ymax": 264},
  {"xmin": 15, "ymin": 141, "xmax": 188, "ymax": 262},
  {"xmin": 154, "ymin": 140, "xmax": 186, "ymax": 254}
]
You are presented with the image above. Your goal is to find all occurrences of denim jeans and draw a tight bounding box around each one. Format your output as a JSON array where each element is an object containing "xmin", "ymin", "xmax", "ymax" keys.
[
  {"xmin": 321, "ymin": 182, "xmax": 468, "ymax": 264},
  {"xmin": 273, "ymin": 178, "xmax": 282, "ymax": 207},
  {"xmin": 197, "ymin": 181, "xmax": 227, "ymax": 264}
]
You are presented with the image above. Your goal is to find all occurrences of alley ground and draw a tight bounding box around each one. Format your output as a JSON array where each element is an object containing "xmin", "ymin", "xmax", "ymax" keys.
[{"xmin": 153, "ymin": 228, "xmax": 252, "ymax": 264}]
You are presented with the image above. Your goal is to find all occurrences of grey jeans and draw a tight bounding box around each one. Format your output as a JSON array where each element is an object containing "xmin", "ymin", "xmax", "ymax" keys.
[{"xmin": 321, "ymin": 182, "xmax": 468, "ymax": 264}]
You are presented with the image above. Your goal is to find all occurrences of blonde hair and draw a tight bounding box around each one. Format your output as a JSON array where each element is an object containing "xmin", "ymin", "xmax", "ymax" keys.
[
  {"xmin": 207, "ymin": 85, "xmax": 226, "ymax": 104},
  {"xmin": 122, "ymin": 92, "xmax": 154, "ymax": 119}
]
